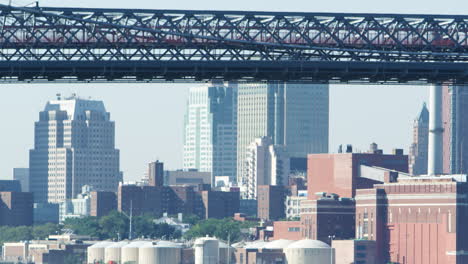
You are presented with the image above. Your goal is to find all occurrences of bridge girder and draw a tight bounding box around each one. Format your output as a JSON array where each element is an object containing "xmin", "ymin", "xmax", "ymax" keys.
[{"xmin": 0, "ymin": 4, "xmax": 467, "ymax": 82}]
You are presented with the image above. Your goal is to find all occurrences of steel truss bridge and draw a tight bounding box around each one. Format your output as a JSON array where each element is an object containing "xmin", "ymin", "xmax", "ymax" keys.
[{"xmin": 0, "ymin": 4, "xmax": 467, "ymax": 83}]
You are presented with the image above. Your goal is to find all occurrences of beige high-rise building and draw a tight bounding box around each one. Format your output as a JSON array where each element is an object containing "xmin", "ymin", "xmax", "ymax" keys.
[{"xmin": 29, "ymin": 95, "xmax": 121, "ymax": 204}]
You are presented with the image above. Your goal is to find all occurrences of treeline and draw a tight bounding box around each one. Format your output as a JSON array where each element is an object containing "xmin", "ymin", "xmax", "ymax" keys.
[
  {"xmin": 0, "ymin": 212, "xmax": 259, "ymax": 245},
  {"xmin": 63, "ymin": 211, "xmax": 182, "ymax": 240}
]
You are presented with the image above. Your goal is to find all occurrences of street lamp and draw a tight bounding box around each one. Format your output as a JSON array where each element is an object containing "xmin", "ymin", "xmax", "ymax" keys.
[{"xmin": 328, "ymin": 235, "xmax": 335, "ymax": 264}]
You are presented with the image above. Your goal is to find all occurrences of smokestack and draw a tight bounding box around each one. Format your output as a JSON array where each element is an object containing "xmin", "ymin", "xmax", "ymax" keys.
[{"xmin": 428, "ymin": 85, "xmax": 444, "ymax": 175}]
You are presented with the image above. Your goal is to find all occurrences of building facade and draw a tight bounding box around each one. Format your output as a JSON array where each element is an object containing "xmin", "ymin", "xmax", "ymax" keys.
[
  {"xmin": 90, "ymin": 191, "xmax": 116, "ymax": 218},
  {"xmin": 236, "ymin": 82, "xmax": 329, "ymax": 186},
  {"xmin": 183, "ymin": 85, "xmax": 237, "ymax": 184},
  {"xmin": 408, "ymin": 103, "xmax": 429, "ymax": 175},
  {"xmin": 300, "ymin": 194, "xmax": 355, "ymax": 243},
  {"xmin": 257, "ymin": 185, "xmax": 285, "ymax": 221},
  {"xmin": 442, "ymin": 85, "xmax": 468, "ymax": 174},
  {"xmin": 243, "ymin": 137, "xmax": 290, "ymax": 199},
  {"xmin": 0, "ymin": 192, "xmax": 33, "ymax": 226},
  {"xmin": 355, "ymin": 175, "xmax": 468, "ymax": 264},
  {"xmin": 29, "ymin": 95, "xmax": 121, "ymax": 204}
]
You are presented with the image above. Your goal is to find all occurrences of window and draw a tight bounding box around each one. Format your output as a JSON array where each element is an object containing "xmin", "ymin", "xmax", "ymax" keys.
[{"xmin": 356, "ymin": 245, "xmax": 367, "ymax": 251}]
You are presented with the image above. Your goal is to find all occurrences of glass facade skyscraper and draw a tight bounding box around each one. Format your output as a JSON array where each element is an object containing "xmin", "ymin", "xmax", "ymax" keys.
[
  {"xmin": 29, "ymin": 95, "xmax": 121, "ymax": 204},
  {"xmin": 183, "ymin": 85, "xmax": 237, "ymax": 184},
  {"xmin": 236, "ymin": 82, "xmax": 329, "ymax": 185}
]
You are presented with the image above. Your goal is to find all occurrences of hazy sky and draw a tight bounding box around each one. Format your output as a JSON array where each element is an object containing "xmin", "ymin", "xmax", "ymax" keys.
[{"xmin": 0, "ymin": 0, "xmax": 464, "ymax": 181}]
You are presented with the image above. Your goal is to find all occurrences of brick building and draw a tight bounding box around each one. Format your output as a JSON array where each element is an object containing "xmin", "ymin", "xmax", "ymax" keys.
[
  {"xmin": 201, "ymin": 190, "xmax": 240, "ymax": 219},
  {"xmin": 272, "ymin": 221, "xmax": 302, "ymax": 240},
  {"xmin": 90, "ymin": 191, "xmax": 116, "ymax": 218},
  {"xmin": 118, "ymin": 183, "xmax": 239, "ymax": 219},
  {"xmin": 257, "ymin": 185, "xmax": 285, "ymax": 221},
  {"xmin": 300, "ymin": 193, "xmax": 355, "ymax": 243},
  {"xmin": 355, "ymin": 175, "xmax": 468, "ymax": 264},
  {"xmin": 148, "ymin": 160, "xmax": 164, "ymax": 187},
  {"xmin": 308, "ymin": 151, "xmax": 408, "ymax": 198},
  {"xmin": 0, "ymin": 192, "xmax": 33, "ymax": 226}
]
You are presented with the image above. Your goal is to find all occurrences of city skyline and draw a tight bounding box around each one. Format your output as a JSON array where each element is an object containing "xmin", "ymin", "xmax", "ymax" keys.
[
  {"xmin": 0, "ymin": 0, "xmax": 459, "ymax": 182},
  {"xmin": 0, "ymin": 84, "xmax": 428, "ymax": 181}
]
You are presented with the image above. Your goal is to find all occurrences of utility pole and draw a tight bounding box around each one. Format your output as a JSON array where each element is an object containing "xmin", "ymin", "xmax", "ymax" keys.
[{"xmin": 227, "ymin": 233, "xmax": 231, "ymax": 264}]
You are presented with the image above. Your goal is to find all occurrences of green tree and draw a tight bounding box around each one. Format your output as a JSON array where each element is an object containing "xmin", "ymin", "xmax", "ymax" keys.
[
  {"xmin": 99, "ymin": 211, "xmax": 128, "ymax": 240},
  {"xmin": 32, "ymin": 223, "xmax": 60, "ymax": 240},
  {"xmin": 133, "ymin": 214, "xmax": 154, "ymax": 239},
  {"xmin": 0, "ymin": 226, "xmax": 33, "ymax": 246},
  {"xmin": 63, "ymin": 216, "xmax": 101, "ymax": 238},
  {"xmin": 182, "ymin": 214, "xmax": 201, "ymax": 225},
  {"xmin": 184, "ymin": 218, "xmax": 243, "ymax": 242}
]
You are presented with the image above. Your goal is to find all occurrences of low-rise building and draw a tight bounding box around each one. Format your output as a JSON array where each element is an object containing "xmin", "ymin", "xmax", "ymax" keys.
[
  {"xmin": 300, "ymin": 193, "xmax": 355, "ymax": 244},
  {"xmin": 2, "ymin": 235, "xmax": 91, "ymax": 264},
  {"xmin": 59, "ymin": 186, "xmax": 92, "ymax": 222},
  {"xmin": 332, "ymin": 240, "xmax": 377, "ymax": 264},
  {"xmin": 90, "ymin": 191, "xmax": 116, "ymax": 218}
]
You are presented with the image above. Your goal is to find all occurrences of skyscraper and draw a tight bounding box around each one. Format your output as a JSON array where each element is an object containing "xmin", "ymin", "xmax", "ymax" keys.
[
  {"xmin": 236, "ymin": 82, "xmax": 329, "ymax": 185},
  {"xmin": 408, "ymin": 103, "xmax": 429, "ymax": 175},
  {"xmin": 442, "ymin": 85, "xmax": 468, "ymax": 174},
  {"xmin": 29, "ymin": 95, "xmax": 120, "ymax": 204},
  {"xmin": 183, "ymin": 85, "xmax": 237, "ymax": 184}
]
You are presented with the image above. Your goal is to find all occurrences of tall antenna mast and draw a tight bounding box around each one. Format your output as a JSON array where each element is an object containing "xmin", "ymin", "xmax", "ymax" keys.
[{"xmin": 129, "ymin": 200, "xmax": 133, "ymax": 240}]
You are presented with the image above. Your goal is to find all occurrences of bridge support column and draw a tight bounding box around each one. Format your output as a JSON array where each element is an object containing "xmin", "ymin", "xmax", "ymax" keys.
[{"xmin": 428, "ymin": 84, "xmax": 444, "ymax": 175}]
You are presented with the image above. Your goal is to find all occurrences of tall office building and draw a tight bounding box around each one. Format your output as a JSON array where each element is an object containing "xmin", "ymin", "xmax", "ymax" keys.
[
  {"xmin": 408, "ymin": 103, "xmax": 429, "ymax": 175},
  {"xmin": 237, "ymin": 82, "xmax": 329, "ymax": 185},
  {"xmin": 442, "ymin": 85, "xmax": 468, "ymax": 174},
  {"xmin": 29, "ymin": 95, "xmax": 120, "ymax": 204},
  {"xmin": 183, "ymin": 85, "xmax": 237, "ymax": 184}
]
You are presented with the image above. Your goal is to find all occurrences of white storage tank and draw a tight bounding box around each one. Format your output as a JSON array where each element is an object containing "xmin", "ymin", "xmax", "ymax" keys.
[
  {"xmin": 284, "ymin": 239, "xmax": 334, "ymax": 264},
  {"xmin": 122, "ymin": 241, "xmax": 150, "ymax": 264},
  {"xmin": 194, "ymin": 237, "xmax": 219, "ymax": 264},
  {"xmin": 263, "ymin": 239, "xmax": 294, "ymax": 250},
  {"xmin": 104, "ymin": 241, "xmax": 129, "ymax": 264},
  {"xmin": 138, "ymin": 241, "xmax": 183, "ymax": 264},
  {"xmin": 87, "ymin": 241, "xmax": 114, "ymax": 264}
]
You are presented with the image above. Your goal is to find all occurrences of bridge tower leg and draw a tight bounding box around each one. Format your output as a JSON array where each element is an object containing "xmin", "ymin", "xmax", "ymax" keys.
[{"xmin": 428, "ymin": 84, "xmax": 444, "ymax": 175}]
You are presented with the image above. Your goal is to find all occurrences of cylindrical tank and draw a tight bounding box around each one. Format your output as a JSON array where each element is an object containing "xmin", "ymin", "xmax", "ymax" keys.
[
  {"xmin": 138, "ymin": 241, "xmax": 182, "ymax": 264},
  {"xmin": 122, "ymin": 241, "xmax": 150, "ymax": 264},
  {"xmin": 218, "ymin": 241, "xmax": 234, "ymax": 264},
  {"xmin": 263, "ymin": 239, "xmax": 294, "ymax": 250},
  {"xmin": 194, "ymin": 237, "xmax": 219, "ymax": 264},
  {"xmin": 87, "ymin": 241, "xmax": 114, "ymax": 264},
  {"xmin": 284, "ymin": 239, "xmax": 334, "ymax": 264},
  {"xmin": 104, "ymin": 241, "xmax": 129, "ymax": 264}
]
